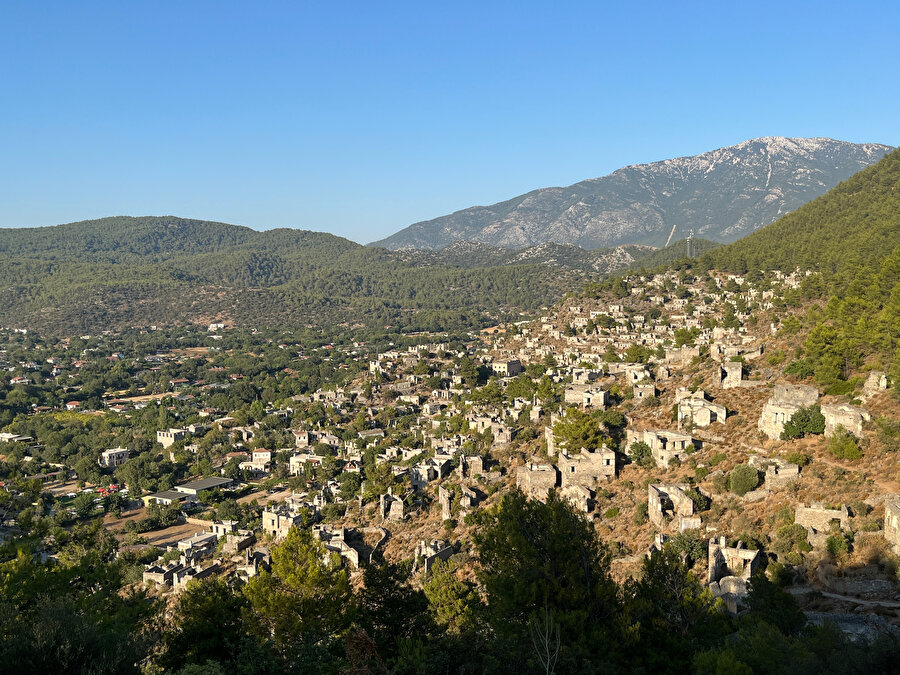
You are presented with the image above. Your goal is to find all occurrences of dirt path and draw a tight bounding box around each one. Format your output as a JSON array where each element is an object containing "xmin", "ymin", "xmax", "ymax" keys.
[
  {"xmin": 237, "ymin": 488, "xmax": 292, "ymax": 506},
  {"xmin": 788, "ymin": 585, "xmax": 900, "ymax": 609}
]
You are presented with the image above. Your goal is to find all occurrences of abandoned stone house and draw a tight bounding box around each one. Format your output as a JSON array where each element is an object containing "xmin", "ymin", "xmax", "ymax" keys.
[
  {"xmin": 795, "ymin": 503, "xmax": 850, "ymax": 547},
  {"xmin": 516, "ymin": 462, "xmax": 559, "ymax": 501},
  {"xmin": 707, "ymin": 536, "xmax": 762, "ymax": 584},
  {"xmin": 470, "ymin": 415, "xmax": 515, "ymax": 444},
  {"xmin": 624, "ymin": 364, "xmax": 652, "ymax": 385},
  {"xmin": 757, "ymin": 383, "xmax": 819, "ymax": 440},
  {"xmin": 572, "ymin": 368, "xmax": 603, "ymax": 384},
  {"xmin": 457, "ymin": 454, "xmax": 484, "ymax": 479},
  {"xmin": 707, "ymin": 536, "xmax": 763, "ymax": 612},
  {"xmin": 413, "ymin": 539, "xmax": 454, "ymax": 575},
  {"xmin": 665, "ymin": 346, "xmax": 700, "ymax": 365},
  {"xmin": 748, "ymin": 455, "xmax": 800, "ymax": 489},
  {"xmin": 262, "ymin": 502, "xmax": 308, "ymax": 540},
  {"xmin": 633, "ymin": 382, "xmax": 656, "ymax": 402},
  {"xmin": 676, "ymin": 389, "xmax": 726, "ymax": 428},
  {"xmin": 821, "ymin": 403, "xmax": 870, "ymax": 438},
  {"xmin": 379, "ymin": 490, "xmax": 405, "ymax": 521},
  {"xmin": 438, "ymin": 485, "xmax": 478, "ymax": 521},
  {"xmin": 491, "ymin": 359, "xmax": 523, "ymax": 377},
  {"xmin": 719, "ymin": 361, "xmax": 744, "ymax": 389},
  {"xmin": 558, "ymin": 445, "xmax": 617, "ymax": 488},
  {"xmin": 627, "ymin": 429, "xmax": 697, "ymax": 468},
  {"xmin": 313, "ymin": 525, "xmax": 362, "ymax": 569},
  {"xmin": 648, "ymin": 483, "xmax": 700, "ymax": 532},
  {"xmin": 561, "ymin": 484, "xmax": 593, "ymax": 513},
  {"xmin": 564, "ymin": 384, "xmax": 609, "ymax": 409},
  {"xmin": 862, "ymin": 371, "xmax": 889, "ymax": 399}
]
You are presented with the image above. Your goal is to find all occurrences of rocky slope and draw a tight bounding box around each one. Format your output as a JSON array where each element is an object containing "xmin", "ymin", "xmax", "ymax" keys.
[
  {"xmin": 372, "ymin": 137, "xmax": 892, "ymax": 250},
  {"xmin": 391, "ymin": 240, "xmax": 655, "ymax": 273}
]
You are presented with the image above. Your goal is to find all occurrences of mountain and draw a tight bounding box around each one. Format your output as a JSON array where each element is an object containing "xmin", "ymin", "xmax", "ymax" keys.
[
  {"xmin": 393, "ymin": 240, "xmax": 655, "ymax": 274},
  {"xmin": 371, "ymin": 137, "xmax": 892, "ymax": 251},
  {"xmin": 0, "ymin": 216, "xmax": 602, "ymax": 334},
  {"xmin": 702, "ymin": 147, "xmax": 900, "ymax": 277},
  {"xmin": 700, "ymin": 146, "xmax": 900, "ymax": 389}
]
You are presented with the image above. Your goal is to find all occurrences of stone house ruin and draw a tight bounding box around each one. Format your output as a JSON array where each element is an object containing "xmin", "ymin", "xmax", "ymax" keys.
[
  {"xmin": 821, "ymin": 403, "xmax": 870, "ymax": 438},
  {"xmin": 795, "ymin": 503, "xmax": 850, "ymax": 547},
  {"xmin": 564, "ymin": 385, "xmax": 609, "ymax": 409},
  {"xmin": 627, "ymin": 429, "xmax": 697, "ymax": 468},
  {"xmin": 633, "ymin": 382, "xmax": 657, "ymax": 402},
  {"xmin": 748, "ymin": 455, "xmax": 800, "ymax": 489},
  {"xmin": 438, "ymin": 485, "xmax": 479, "ymax": 521},
  {"xmin": 648, "ymin": 483, "xmax": 701, "ymax": 532},
  {"xmin": 262, "ymin": 499, "xmax": 309, "ymax": 540},
  {"xmin": 719, "ymin": 361, "xmax": 744, "ymax": 389},
  {"xmin": 413, "ymin": 539, "xmax": 454, "ymax": 575},
  {"xmin": 558, "ymin": 445, "xmax": 617, "ymax": 488},
  {"xmin": 883, "ymin": 497, "xmax": 900, "ymax": 553},
  {"xmin": 862, "ymin": 371, "xmax": 888, "ymax": 399},
  {"xmin": 379, "ymin": 490, "xmax": 405, "ymax": 521},
  {"xmin": 758, "ymin": 383, "xmax": 818, "ymax": 440},
  {"xmin": 707, "ymin": 536, "xmax": 763, "ymax": 612},
  {"xmin": 516, "ymin": 462, "xmax": 559, "ymax": 501},
  {"xmin": 676, "ymin": 389, "xmax": 726, "ymax": 428},
  {"xmin": 560, "ymin": 484, "xmax": 592, "ymax": 512},
  {"xmin": 457, "ymin": 455, "xmax": 484, "ymax": 479}
]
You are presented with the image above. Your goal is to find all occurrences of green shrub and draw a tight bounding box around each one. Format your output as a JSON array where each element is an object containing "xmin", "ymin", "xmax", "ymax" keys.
[
  {"xmin": 784, "ymin": 451, "xmax": 811, "ymax": 467},
  {"xmin": 628, "ymin": 441, "xmax": 655, "ymax": 469},
  {"xmin": 603, "ymin": 507, "xmax": 620, "ymax": 519},
  {"xmin": 773, "ymin": 524, "xmax": 812, "ymax": 558},
  {"xmin": 829, "ymin": 426, "xmax": 862, "ymax": 460},
  {"xmin": 784, "ymin": 359, "xmax": 814, "ymax": 378},
  {"xmin": 781, "ymin": 405, "xmax": 825, "ymax": 440},
  {"xmin": 767, "ymin": 350, "xmax": 786, "ymax": 366},
  {"xmin": 728, "ymin": 464, "xmax": 760, "ymax": 496},
  {"xmin": 825, "ymin": 534, "xmax": 849, "ymax": 558},
  {"xmin": 633, "ymin": 502, "xmax": 648, "ymax": 525}
]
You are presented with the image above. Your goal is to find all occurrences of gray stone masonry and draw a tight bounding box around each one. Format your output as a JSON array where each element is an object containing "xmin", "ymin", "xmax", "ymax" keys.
[
  {"xmin": 719, "ymin": 361, "xmax": 743, "ymax": 389},
  {"xmin": 558, "ymin": 445, "xmax": 617, "ymax": 488},
  {"xmin": 516, "ymin": 462, "xmax": 558, "ymax": 502},
  {"xmin": 795, "ymin": 503, "xmax": 850, "ymax": 535},
  {"xmin": 648, "ymin": 483, "xmax": 695, "ymax": 531},
  {"xmin": 884, "ymin": 497, "xmax": 900, "ymax": 553},
  {"xmin": 758, "ymin": 383, "xmax": 819, "ymax": 440},
  {"xmin": 821, "ymin": 403, "xmax": 870, "ymax": 438}
]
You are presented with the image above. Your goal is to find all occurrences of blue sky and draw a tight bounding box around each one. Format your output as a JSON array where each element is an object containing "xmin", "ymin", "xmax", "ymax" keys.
[{"xmin": 1, "ymin": 1, "xmax": 897, "ymax": 243}]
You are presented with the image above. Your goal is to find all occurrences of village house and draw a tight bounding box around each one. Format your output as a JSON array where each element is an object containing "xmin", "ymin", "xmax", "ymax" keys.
[
  {"xmin": 648, "ymin": 483, "xmax": 701, "ymax": 532},
  {"xmin": 558, "ymin": 445, "xmax": 617, "ymax": 488},
  {"xmin": 676, "ymin": 388, "xmax": 727, "ymax": 428},
  {"xmin": 516, "ymin": 462, "xmax": 559, "ymax": 501},
  {"xmin": 627, "ymin": 429, "xmax": 697, "ymax": 468},
  {"xmin": 157, "ymin": 428, "xmax": 186, "ymax": 449},
  {"xmin": 758, "ymin": 383, "xmax": 819, "ymax": 440},
  {"xmin": 98, "ymin": 447, "xmax": 130, "ymax": 468}
]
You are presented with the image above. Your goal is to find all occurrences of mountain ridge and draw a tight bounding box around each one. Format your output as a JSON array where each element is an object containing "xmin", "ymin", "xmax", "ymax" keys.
[{"xmin": 371, "ymin": 137, "xmax": 892, "ymax": 250}]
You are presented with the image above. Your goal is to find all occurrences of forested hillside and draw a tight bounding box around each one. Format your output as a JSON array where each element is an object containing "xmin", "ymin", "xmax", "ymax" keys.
[
  {"xmin": 700, "ymin": 148, "xmax": 900, "ymax": 389},
  {"xmin": 0, "ymin": 217, "xmax": 587, "ymax": 334}
]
